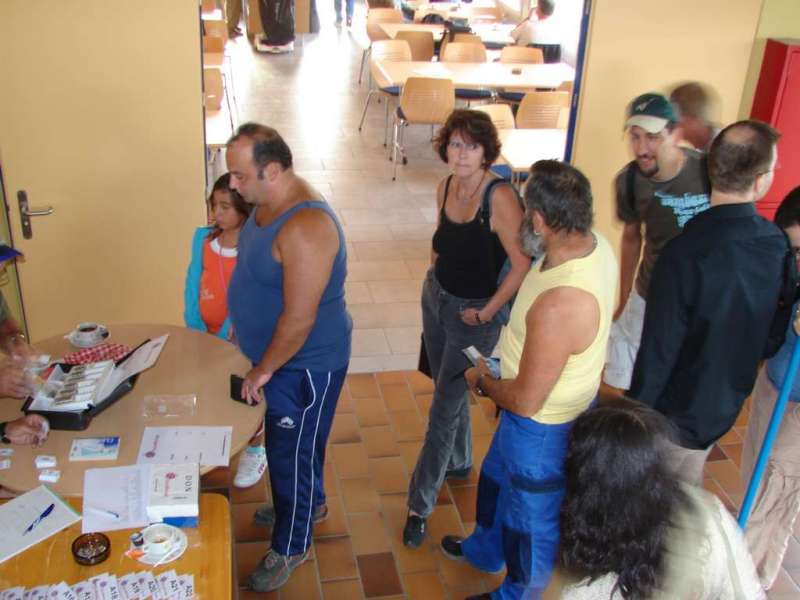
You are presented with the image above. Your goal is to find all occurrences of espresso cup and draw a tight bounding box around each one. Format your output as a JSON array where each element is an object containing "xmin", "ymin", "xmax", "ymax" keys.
[
  {"xmin": 74, "ymin": 322, "xmax": 106, "ymax": 345},
  {"xmin": 140, "ymin": 524, "xmax": 177, "ymax": 557}
]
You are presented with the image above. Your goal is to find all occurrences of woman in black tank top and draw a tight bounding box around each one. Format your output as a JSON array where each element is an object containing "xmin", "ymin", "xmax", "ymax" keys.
[{"xmin": 404, "ymin": 110, "xmax": 532, "ymax": 548}]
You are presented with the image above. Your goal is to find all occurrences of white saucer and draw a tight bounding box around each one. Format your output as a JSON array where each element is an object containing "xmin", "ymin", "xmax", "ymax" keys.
[
  {"xmin": 134, "ymin": 527, "xmax": 188, "ymax": 566},
  {"xmin": 65, "ymin": 328, "xmax": 109, "ymax": 348}
]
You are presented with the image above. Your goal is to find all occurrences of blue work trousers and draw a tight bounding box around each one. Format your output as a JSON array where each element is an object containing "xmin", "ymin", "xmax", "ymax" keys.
[{"xmin": 462, "ymin": 410, "xmax": 574, "ymax": 599}]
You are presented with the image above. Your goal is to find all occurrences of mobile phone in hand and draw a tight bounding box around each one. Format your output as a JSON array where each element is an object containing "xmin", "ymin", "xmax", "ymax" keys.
[
  {"xmin": 462, "ymin": 346, "xmax": 501, "ymax": 379},
  {"xmin": 230, "ymin": 374, "xmax": 249, "ymax": 404}
]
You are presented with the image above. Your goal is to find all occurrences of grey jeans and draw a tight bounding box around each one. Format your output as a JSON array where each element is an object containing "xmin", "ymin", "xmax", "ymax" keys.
[{"xmin": 408, "ymin": 269, "xmax": 502, "ymax": 518}]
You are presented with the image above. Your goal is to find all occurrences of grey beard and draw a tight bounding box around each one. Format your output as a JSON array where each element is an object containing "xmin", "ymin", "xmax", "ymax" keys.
[{"xmin": 520, "ymin": 220, "xmax": 545, "ymax": 258}]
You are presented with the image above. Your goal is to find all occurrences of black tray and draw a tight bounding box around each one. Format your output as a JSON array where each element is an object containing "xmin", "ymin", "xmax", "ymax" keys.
[{"xmin": 22, "ymin": 340, "xmax": 147, "ymax": 431}]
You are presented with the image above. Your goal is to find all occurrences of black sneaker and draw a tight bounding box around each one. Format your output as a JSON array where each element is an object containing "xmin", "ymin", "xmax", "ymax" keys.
[
  {"xmin": 440, "ymin": 535, "xmax": 465, "ymax": 561},
  {"xmin": 445, "ymin": 466, "xmax": 472, "ymax": 480},
  {"xmin": 402, "ymin": 514, "xmax": 427, "ymax": 548}
]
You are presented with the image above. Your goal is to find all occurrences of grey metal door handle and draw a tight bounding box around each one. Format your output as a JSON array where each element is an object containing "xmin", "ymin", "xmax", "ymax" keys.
[
  {"xmin": 23, "ymin": 206, "xmax": 54, "ymax": 217},
  {"xmin": 17, "ymin": 190, "xmax": 54, "ymax": 239}
]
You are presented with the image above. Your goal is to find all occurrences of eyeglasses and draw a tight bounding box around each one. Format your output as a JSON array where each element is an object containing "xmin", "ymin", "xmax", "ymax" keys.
[{"xmin": 448, "ymin": 140, "xmax": 481, "ymax": 152}]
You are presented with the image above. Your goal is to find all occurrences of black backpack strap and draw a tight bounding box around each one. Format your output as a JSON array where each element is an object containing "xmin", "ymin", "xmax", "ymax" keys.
[
  {"xmin": 699, "ymin": 154, "xmax": 711, "ymax": 196},
  {"xmin": 625, "ymin": 160, "xmax": 639, "ymax": 217},
  {"xmin": 479, "ymin": 177, "xmax": 519, "ymax": 229}
]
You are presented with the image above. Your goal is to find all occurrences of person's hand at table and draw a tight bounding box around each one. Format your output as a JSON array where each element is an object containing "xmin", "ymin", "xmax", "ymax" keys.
[
  {"xmin": 3, "ymin": 414, "xmax": 49, "ymax": 446},
  {"xmin": 0, "ymin": 362, "xmax": 32, "ymax": 399},
  {"xmin": 241, "ymin": 366, "xmax": 270, "ymax": 405},
  {"xmin": 4, "ymin": 334, "xmax": 35, "ymax": 362}
]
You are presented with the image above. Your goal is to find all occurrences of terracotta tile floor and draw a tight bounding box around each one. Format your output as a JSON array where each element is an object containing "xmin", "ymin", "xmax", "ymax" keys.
[
  {"xmin": 208, "ymin": 7, "xmax": 800, "ymax": 598},
  {"xmin": 200, "ymin": 373, "xmax": 800, "ymax": 599}
]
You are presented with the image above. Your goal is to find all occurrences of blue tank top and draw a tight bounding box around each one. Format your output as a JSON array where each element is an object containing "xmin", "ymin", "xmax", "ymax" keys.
[
  {"xmin": 766, "ymin": 300, "xmax": 800, "ymax": 401},
  {"xmin": 228, "ymin": 200, "xmax": 352, "ymax": 372}
]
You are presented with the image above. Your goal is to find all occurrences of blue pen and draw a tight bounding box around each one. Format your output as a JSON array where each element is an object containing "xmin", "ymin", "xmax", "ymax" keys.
[{"xmin": 22, "ymin": 502, "xmax": 55, "ymax": 535}]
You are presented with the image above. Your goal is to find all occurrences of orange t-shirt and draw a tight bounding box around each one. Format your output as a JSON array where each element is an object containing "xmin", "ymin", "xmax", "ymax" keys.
[{"xmin": 199, "ymin": 237, "xmax": 237, "ymax": 335}]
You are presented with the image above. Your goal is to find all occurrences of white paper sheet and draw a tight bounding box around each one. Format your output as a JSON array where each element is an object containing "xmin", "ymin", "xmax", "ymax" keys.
[
  {"xmin": 81, "ymin": 465, "xmax": 149, "ymax": 534},
  {"xmin": 98, "ymin": 335, "xmax": 169, "ymax": 400},
  {"xmin": 136, "ymin": 426, "xmax": 232, "ymax": 467},
  {"xmin": 0, "ymin": 486, "xmax": 80, "ymax": 565}
]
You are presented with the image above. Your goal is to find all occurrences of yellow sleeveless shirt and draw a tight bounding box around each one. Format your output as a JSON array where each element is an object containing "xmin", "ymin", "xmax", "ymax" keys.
[{"xmin": 499, "ymin": 231, "xmax": 618, "ymax": 424}]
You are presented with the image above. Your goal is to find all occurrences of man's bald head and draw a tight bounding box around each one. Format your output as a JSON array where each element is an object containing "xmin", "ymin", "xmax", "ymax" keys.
[{"xmin": 709, "ymin": 120, "xmax": 780, "ymax": 195}]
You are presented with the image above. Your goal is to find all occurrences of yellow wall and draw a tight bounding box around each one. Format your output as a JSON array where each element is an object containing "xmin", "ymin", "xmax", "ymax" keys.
[
  {"xmin": 0, "ymin": 1, "xmax": 207, "ymax": 339},
  {"xmin": 739, "ymin": 0, "xmax": 800, "ymax": 117},
  {"xmin": 571, "ymin": 0, "xmax": 764, "ymax": 253}
]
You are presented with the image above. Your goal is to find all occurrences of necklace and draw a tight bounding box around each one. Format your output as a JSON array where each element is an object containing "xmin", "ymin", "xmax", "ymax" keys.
[{"xmin": 456, "ymin": 170, "xmax": 487, "ymax": 205}]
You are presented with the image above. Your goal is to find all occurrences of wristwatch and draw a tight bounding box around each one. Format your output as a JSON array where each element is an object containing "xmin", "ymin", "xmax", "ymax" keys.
[
  {"xmin": 0, "ymin": 422, "xmax": 10, "ymax": 445},
  {"xmin": 475, "ymin": 373, "xmax": 487, "ymax": 397}
]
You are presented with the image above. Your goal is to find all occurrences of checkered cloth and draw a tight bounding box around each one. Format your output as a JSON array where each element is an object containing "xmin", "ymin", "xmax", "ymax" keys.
[{"xmin": 62, "ymin": 343, "xmax": 131, "ymax": 365}]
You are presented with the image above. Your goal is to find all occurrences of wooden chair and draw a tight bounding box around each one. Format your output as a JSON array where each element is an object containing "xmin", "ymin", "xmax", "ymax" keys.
[
  {"xmin": 395, "ymin": 31, "xmax": 435, "ymax": 62},
  {"xmin": 203, "ymin": 19, "xmax": 228, "ymax": 44},
  {"xmin": 498, "ymin": 46, "xmax": 544, "ymax": 103},
  {"xmin": 359, "ymin": 40, "xmax": 412, "ymax": 146},
  {"xmin": 203, "ymin": 67, "xmax": 224, "ymax": 111},
  {"xmin": 391, "ymin": 77, "xmax": 455, "ymax": 180},
  {"xmin": 442, "ymin": 41, "xmax": 487, "ymax": 62},
  {"xmin": 359, "ymin": 9, "xmax": 404, "ymax": 85},
  {"xmin": 500, "ymin": 46, "xmax": 543, "ymax": 64},
  {"xmin": 474, "ymin": 103, "xmax": 515, "ymax": 130},
  {"xmin": 203, "ymin": 35, "xmax": 225, "ymax": 54},
  {"xmin": 453, "ymin": 33, "xmax": 483, "ymax": 45},
  {"xmin": 442, "ymin": 42, "xmax": 491, "ymax": 105},
  {"xmin": 203, "ymin": 35, "xmax": 225, "ymax": 69},
  {"xmin": 516, "ymin": 91, "xmax": 570, "ymax": 129}
]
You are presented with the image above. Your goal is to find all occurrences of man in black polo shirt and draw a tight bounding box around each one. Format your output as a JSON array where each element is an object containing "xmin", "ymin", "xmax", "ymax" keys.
[{"xmin": 629, "ymin": 120, "xmax": 790, "ymax": 485}]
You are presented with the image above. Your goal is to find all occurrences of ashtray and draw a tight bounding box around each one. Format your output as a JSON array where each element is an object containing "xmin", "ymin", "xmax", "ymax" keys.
[{"xmin": 72, "ymin": 532, "xmax": 111, "ymax": 565}]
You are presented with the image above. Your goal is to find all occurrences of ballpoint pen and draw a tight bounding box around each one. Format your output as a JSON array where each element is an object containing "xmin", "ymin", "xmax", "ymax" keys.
[
  {"xmin": 83, "ymin": 506, "xmax": 121, "ymax": 520},
  {"xmin": 22, "ymin": 502, "xmax": 55, "ymax": 535}
]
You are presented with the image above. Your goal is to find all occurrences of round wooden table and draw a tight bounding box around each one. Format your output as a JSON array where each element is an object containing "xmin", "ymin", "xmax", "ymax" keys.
[{"xmin": 0, "ymin": 324, "xmax": 262, "ymax": 496}]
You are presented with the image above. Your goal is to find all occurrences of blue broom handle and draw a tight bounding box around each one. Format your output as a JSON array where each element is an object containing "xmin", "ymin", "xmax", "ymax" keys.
[{"xmin": 738, "ymin": 333, "xmax": 800, "ymax": 528}]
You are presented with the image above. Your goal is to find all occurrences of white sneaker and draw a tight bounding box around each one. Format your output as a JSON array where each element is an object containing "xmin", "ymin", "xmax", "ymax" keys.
[
  {"xmin": 234, "ymin": 447, "xmax": 268, "ymax": 488},
  {"xmin": 254, "ymin": 34, "xmax": 272, "ymax": 53},
  {"xmin": 265, "ymin": 41, "xmax": 294, "ymax": 53}
]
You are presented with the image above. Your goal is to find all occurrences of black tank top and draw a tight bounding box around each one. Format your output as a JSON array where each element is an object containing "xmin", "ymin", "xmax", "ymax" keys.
[{"xmin": 432, "ymin": 175, "xmax": 507, "ymax": 299}]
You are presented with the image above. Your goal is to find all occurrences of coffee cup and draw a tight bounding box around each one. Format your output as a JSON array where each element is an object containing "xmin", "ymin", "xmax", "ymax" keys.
[
  {"xmin": 140, "ymin": 524, "xmax": 177, "ymax": 557},
  {"xmin": 74, "ymin": 323, "xmax": 106, "ymax": 345}
]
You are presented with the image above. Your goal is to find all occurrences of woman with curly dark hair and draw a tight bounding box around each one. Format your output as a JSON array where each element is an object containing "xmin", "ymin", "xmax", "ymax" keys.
[
  {"xmin": 403, "ymin": 109, "xmax": 531, "ymax": 548},
  {"xmin": 559, "ymin": 397, "xmax": 764, "ymax": 599}
]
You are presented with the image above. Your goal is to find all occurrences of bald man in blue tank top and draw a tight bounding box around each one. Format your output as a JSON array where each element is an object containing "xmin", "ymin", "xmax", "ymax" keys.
[{"xmin": 225, "ymin": 123, "xmax": 352, "ymax": 593}]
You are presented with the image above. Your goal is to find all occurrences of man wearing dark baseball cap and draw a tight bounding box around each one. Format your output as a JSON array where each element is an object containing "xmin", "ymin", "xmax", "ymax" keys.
[{"xmin": 603, "ymin": 92, "xmax": 711, "ymax": 392}]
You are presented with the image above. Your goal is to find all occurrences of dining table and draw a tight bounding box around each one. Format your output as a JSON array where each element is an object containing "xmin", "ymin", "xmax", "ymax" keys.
[
  {"xmin": 372, "ymin": 59, "xmax": 575, "ymax": 92},
  {"xmin": 0, "ymin": 324, "xmax": 262, "ymax": 497}
]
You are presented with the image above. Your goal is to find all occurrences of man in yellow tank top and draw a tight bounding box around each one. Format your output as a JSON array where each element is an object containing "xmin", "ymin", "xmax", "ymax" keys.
[{"xmin": 439, "ymin": 161, "xmax": 618, "ymax": 599}]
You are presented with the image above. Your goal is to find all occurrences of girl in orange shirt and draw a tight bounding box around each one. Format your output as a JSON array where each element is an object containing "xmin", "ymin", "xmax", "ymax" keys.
[
  {"xmin": 184, "ymin": 174, "xmax": 251, "ymax": 339},
  {"xmin": 184, "ymin": 175, "xmax": 266, "ymax": 488}
]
